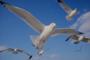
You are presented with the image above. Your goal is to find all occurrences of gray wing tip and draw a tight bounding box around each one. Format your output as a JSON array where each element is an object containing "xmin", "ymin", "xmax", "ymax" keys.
[
  {"xmin": 79, "ymin": 32, "xmax": 84, "ymax": 34},
  {"xmin": 57, "ymin": 0, "xmax": 63, "ymax": 3},
  {"xmin": 28, "ymin": 55, "xmax": 32, "ymax": 60},
  {"xmin": 0, "ymin": 0, "xmax": 5, "ymax": 5},
  {"xmin": 0, "ymin": 0, "xmax": 7, "ymax": 5},
  {"xmin": 0, "ymin": 0, "xmax": 10, "ymax": 7}
]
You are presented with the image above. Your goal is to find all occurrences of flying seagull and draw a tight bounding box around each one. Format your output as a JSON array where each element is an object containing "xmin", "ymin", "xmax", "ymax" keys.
[
  {"xmin": 0, "ymin": 47, "xmax": 32, "ymax": 60},
  {"xmin": 65, "ymin": 33, "xmax": 90, "ymax": 44},
  {"xmin": 0, "ymin": 0, "xmax": 83, "ymax": 55},
  {"xmin": 57, "ymin": 0, "xmax": 77, "ymax": 20}
]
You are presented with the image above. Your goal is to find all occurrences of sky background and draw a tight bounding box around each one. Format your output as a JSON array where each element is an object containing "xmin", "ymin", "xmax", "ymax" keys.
[{"xmin": 0, "ymin": 0, "xmax": 90, "ymax": 60}]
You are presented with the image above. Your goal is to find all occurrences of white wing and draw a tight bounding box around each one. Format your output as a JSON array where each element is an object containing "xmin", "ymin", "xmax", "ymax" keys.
[
  {"xmin": 4, "ymin": 3, "xmax": 44, "ymax": 33},
  {"xmin": 51, "ymin": 28, "xmax": 82, "ymax": 36},
  {"xmin": 57, "ymin": 0, "xmax": 72, "ymax": 14}
]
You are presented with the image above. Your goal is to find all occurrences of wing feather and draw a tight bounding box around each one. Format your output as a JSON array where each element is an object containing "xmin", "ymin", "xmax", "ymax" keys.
[
  {"xmin": 51, "ymin": 28, "xmax": 81, "ymax": 36},
  {"xmin": 4, "ymin": 4, "xmax": 44, "ymax": 32}
]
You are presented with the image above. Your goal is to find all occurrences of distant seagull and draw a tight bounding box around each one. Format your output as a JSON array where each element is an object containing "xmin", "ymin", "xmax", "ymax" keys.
[
  {"xmin": 0, "ymin": 0, "xmax": 82, "ymax": 55},
  {"xmin": 65, "ymin": 33, "xmax": 90, "ymax": 44},
  {"xmin": 0, "ymin": 47, "xmax": 32, "ymax": 60},
  {"xmin": 57, "ymin": 0, "xmax": 77, "ymax": 20}
]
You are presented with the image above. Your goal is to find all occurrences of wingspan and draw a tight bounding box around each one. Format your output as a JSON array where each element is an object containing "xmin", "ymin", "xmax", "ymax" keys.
[
  {"xmin": 1, "ymin": 2, "xmax": 44, "ymax": 33},
  {"xmin": 51, "ymin": 28, "xmax": 82, "ymax": 36}
]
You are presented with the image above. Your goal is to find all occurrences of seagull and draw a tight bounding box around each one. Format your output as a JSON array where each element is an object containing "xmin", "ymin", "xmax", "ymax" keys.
[
  {"xmin": 0, "ymin": 0, "xmax": 82, "ymax": 55},
  {"xmin": 0, "ymin": 47, "xmax": 32, "ymax": 60},
  {"xmin": 65, "ymin": 33, "xmax": 90, "ymax": 44},
  {"xmin": 57, "ymin": 0, "xmax": 77, "ymax": 20}
]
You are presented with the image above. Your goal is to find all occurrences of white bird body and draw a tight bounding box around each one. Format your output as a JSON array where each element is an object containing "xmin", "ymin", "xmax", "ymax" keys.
[
  {"xmin": 32, "ymin": 23, "xmax": 56, "ymax": 55},
  {"xmin": 66, "ymin": 8, "xmax": 77, "ymax": 20},
  {"xmin": 39, "ymin": 23, "xmax": 56, "ymax": 40},
  {"xmin": 78, "ymin": 35, "xmax": 84, "ymax": 41}
]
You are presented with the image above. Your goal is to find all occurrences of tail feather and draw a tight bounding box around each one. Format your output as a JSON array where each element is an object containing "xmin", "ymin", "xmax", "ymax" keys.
[
  {"xmin": 30, "ymin": 35, "xmax": 44, "ymax": 55},
  {"xmin": 30, "ymin": 35, "xmax": 39, "ymax": 47},
  {"xmin": 37, "ymin": 49, "xmax": 44, "ymax": 56}
]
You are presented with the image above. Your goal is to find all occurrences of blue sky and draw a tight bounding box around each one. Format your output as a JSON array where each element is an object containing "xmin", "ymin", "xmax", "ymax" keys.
[{"xmin": 0, "ymin": 0, "xmax": 90, "ymax": 60}]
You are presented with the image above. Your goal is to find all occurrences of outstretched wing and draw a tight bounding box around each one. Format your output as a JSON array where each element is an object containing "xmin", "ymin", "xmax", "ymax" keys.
[
  {"xmin": 3, "ymin": 3, "xmax": 44, "ymax": 33},
  {"xmin": 57, "ymin": 0, "xmax": 72, "ymax": 14},
  {"xmin": 0, "ymin": 48, "xmax": 13, "ymax": 53},
  {"xmin": 0, "ymin": 46, "xmax": 9, "ymax": 53},
  {"xmin": 51, "ymin": 28, "xmax": 81, "ymax": 36}
]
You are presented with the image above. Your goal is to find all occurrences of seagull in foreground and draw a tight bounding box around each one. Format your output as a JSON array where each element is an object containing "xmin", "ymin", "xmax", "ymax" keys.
[
  {"xmin": 0, "ymin": 47, "xmax": 32, "ymax": 60},
  {"xmin": 57, "ymin": 0, "xmax": 77, "ymax": 20},
  {"xmin": 0, "ymin": 0, "xmax": 85, "ymax": 55}
]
